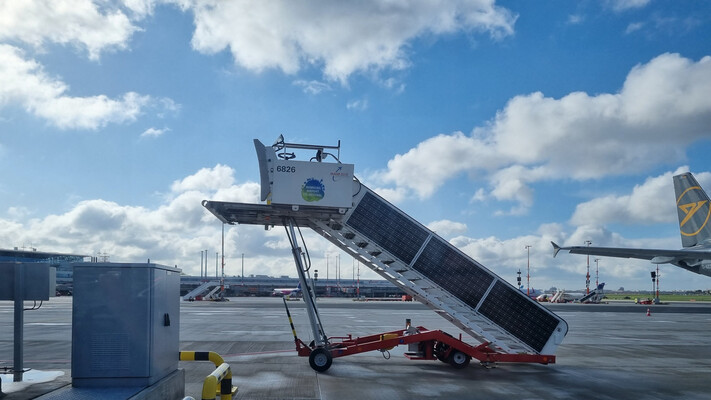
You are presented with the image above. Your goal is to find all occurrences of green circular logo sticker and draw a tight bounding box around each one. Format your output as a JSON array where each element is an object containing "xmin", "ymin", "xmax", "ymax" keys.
[{"xmin": 302, "ymin": 178, "xmax": 325, "ymax": 202}]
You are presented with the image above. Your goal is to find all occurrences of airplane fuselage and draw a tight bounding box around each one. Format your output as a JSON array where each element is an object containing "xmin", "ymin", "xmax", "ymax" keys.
[{"xmin": 674, "ymin": 258, "xmax": 711, "ymax": 277}]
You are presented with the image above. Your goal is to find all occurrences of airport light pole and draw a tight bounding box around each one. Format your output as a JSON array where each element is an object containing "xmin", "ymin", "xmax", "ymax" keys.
[
  {"xmin": 221, "ymin": 223, "xmax": 225, "ymax": 297},
  {"xmin": 357, "ymin": 261, "xmax": 360, "ymax": 298},
  {"xmin": 517, "ymin": 269, "xmax": 522, "ymax": 290},
  {"xmin": 325, "ymin": 253, "xmax": 330, "ymax": 296},
  {"xmin": 585, "ymin": 240, "xmax": 592, "ymax": 294},
  {"xmin": 525, "ymin": 245, "xmax": 531, "ymax": 296},
  {"xmin": 313, "ymin": 269, "xmax": 318, "ymax": 300}
]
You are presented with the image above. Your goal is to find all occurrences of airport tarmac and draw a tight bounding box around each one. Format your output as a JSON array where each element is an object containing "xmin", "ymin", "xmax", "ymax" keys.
[{"xmin": 1, "ymin": 297, "xmax": 711, "ymax": 399}]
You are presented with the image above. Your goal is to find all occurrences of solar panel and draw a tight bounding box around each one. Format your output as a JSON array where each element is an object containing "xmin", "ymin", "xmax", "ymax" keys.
[
  {"xmin": 346, "ymin": 192, "xmax": 429, "ymax": 265},
  {"xmin": 411, "ymin": 237, "xmax": 493, "ymax": 308},
  {"xmin": 478, "ymin": 281, "xmax": 560, "ymax": 352}
]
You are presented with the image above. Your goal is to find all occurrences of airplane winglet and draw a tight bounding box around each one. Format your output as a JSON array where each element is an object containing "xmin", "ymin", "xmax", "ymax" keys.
[{"xmin": 551, "ymin": 241, "xmax": 561, "ymax": 258}]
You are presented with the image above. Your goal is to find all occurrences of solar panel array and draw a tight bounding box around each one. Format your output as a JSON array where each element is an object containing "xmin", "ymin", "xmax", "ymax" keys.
[
  {"xmin": 412, "ymin": 237, "xmax": 493, "ymax": 308},
  {"xmin": 478, "ymin": 281, "xmax": 561, "ymax": 352},
  {"xmin": 346, "ymin": 192, "xmax": 429, "ymax": 265},
  {"xmin": 345, "ymin": 191, "xmax": 560, "ymax": 353}
]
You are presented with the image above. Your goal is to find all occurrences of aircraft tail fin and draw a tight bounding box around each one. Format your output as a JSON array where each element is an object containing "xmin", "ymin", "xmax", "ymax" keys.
[{"xmin": 673, "ymin": 172, "xmax": 711, "ymax": 248}]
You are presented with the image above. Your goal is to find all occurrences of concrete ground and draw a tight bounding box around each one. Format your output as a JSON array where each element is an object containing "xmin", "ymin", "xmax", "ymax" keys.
[{"xmin": 1, "ymin": 297, "xmax": 711, "ymax": 399}]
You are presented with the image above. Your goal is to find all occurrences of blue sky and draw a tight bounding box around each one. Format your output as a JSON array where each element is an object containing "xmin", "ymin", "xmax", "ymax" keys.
[{"xmin": 1, "ymin": 0, "xmax": 711, "ymax": 291}]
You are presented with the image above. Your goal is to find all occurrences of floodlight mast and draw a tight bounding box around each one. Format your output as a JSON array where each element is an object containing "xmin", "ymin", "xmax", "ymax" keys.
[
  {"xmin": 525, "ymin": 245, "xmax": 531, "ymax": 296},
  {"xmin": 584, "ymin": 240, "xmax": 592, "ymax": 294}
]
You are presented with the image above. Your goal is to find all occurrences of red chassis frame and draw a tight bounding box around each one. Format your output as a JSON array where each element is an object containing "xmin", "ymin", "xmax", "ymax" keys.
[{"xmin": 293, "ymin": 326, "xmax": 555, "ymax": 366}]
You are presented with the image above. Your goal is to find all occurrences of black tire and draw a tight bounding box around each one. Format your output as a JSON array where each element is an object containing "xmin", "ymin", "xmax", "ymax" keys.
[
  {"xmin": 449, "ymin": 350, "xmax": 471, "ymax": 369},
  {"xmin": 434, "ymin": 342, "xmax": 450, "ymax": 363},
  {"xmin": 309, "ymin": 348, "xmax": 333, "ymax": 372}
]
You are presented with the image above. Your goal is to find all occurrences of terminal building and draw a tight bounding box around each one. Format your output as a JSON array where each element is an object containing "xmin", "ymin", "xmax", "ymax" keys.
[
  {"xmin": 180, "ymin": 275, "xmax": 403, "ymax": 298},
  {"xmin": 0, "ymin": 247, "xmax": 402, "ymax": 298},
  {"xmin": 0, "ymin": 247, "xmax": 90, "ymax": 290}
]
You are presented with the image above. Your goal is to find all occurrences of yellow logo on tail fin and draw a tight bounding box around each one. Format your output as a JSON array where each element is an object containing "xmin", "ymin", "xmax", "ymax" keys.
[{"xmin": 679, "ymin": 200, "xmax": 708, "ymax": 228}]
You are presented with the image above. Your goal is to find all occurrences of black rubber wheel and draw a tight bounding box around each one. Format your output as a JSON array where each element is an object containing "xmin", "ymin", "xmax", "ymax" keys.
[
  {"xmin": 309, "ymin": 348, "xmax": 333, "ymax": 372},
  {"xmin": 434, "ymin": 342, "xmax": 450, "ymax": 363},
  {"xmin": 449, "ymin": 350, "xmax": 471, "ymax": 369}
]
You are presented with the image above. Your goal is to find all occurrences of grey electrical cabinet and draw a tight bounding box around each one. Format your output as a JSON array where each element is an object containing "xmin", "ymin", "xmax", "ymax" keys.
[{"xmin": 71, "ymin": 263, "xmax": 180, "ymax": 387}]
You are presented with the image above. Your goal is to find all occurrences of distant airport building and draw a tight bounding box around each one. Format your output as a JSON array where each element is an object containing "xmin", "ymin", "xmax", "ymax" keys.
[
  {"xmin": 180, "ymin": 275, "xmax": 403, "ymax": 298},
  {"xmin": 0, "ymin": 248, "xmax": 403, "ymax": 298},
  {"xmin": 0, "ymin": 247, "xmax": 90, "ymax": 289},
  {"xmin": 4, "ymin": 248, "xmax": 706, "ymax": 299}
]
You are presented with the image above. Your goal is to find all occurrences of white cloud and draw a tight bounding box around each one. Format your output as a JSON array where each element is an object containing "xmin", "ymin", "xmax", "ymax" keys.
[
  {"xmin": 346, "ymin": 98, "xmax": 369, "ymax": 111},
  {"xmin": 372, "ymin": 53, "xmax": 711, "ymax": 213},
  {"xmin": 0, "ymin": 44, "xmax": 176, "ymax": 130},
  {"xmin": 488, "ymin": 165, "xmax": 549, "ymax": 215},
  {"xmin": 157, "ymin": 97, "xmax": 181, "ymax": 116},
  {"xmin": 34, "ymin": 91, "xmax": 150, "ymax": 130},
  {"xmin": 6, "ymin": 206, "xmax": 30, "ymax": 220},
  {"xmin": 292, "ymin": 80, "xmax": 332, "ymax": 95},
  {"xmin": 0, "ymin": 0, "xmax": 140, "ymax": 60},
  {"xmin": 0, "ymin": 165, "xmax": 280, "ymax": 276},
  {"xmin": 571, "ymin": 168, "xmax": 711, "ymax": 227},
  {"xmin": 121, "ymin": 0, "xmax": 158, "ymax": 18},
  {"xmin": 381, "ymin": 77, "xmax": 406, "ymax": 94},
  {"xmin": 427, "ymin": 219, "xmax": 467, "ymax": 238},
  {"xmin": 567, "ymin": 15, "xmax": 583, "ymax": 25},
  {"xmin": 606, "ymin": 0, "xmax": 651, "ymax": 12},
  {"xmin": 571, "ymin": 169, "xmax": 680, "ymax": 227},
  {"xmin": 471, "ymin": 188, "xmax": 487, "ymax": 203},
  {"xmin": 625, "ymin": 22, "xmax": 645, "ymax": 34},
  {"xmin": 0, "ymin": 45, "xmax": 63, "ymax": 107},
  {"xmin": 170, "ymin": 164, "xmax": 236, "ymax": 193},
  {"xmin": 185, "ymin": 0, "xmax": 516, "ymax": 83},
  {"xmin": 622, "ymin": 14, "xmax": 701, "ymax": 38},
  {"xmin": 373, "ymin": 132, "xmax": 495, "ymax": 198},
  {"xmin": 141, "ymin": 127, "xmax": 170, "ymax": 138},
  {"xmin": 365, "ymin": 186, "xmax": 408, "ymax": 205}
]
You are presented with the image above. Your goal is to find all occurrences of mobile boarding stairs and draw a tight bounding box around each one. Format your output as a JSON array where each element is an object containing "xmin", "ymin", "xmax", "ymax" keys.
[{"xmin": 203, "ymin": 137, "xmax": 568, "ymax": 372}]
